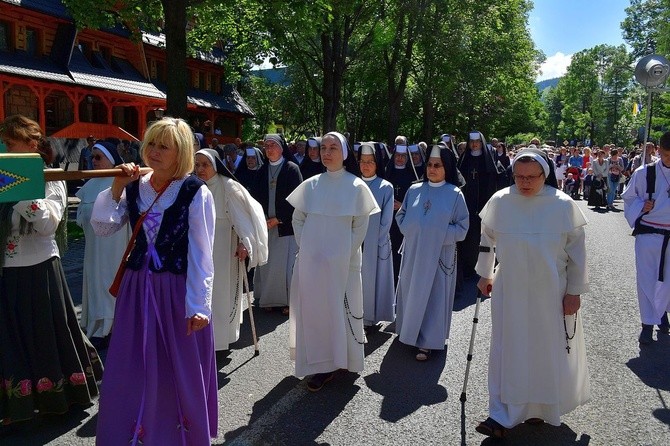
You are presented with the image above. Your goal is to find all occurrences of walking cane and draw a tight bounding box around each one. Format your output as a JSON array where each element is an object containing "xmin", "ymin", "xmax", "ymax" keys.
[
  {"xmin": 460, "ymin": 283, "xmax": 491, "ymax": 403},
  {"xmin": 241, "ymin": 266, "xmax": 260, "ymax": 356}
]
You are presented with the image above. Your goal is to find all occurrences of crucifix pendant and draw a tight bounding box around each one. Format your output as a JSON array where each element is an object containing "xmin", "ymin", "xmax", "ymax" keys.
[
  {"xmin": 423, "ymin": 200, "xmax": 431, "ymax": 215},
  {"xmin": 565, "ymin": 337, "xmax": 571, "ymax": 354},
  {"xmin": 270, "ymin": 179, "xmax": 277, "ymax": 188},
  {"xmin": 471, "ymin": 168, "xmax": 478, "ymax": 180}
]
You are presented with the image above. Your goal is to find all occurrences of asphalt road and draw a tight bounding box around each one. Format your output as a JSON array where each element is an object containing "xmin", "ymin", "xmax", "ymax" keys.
[{"xmin": 2, "ymin": 197, "xmax": 670, "ymax": 445}]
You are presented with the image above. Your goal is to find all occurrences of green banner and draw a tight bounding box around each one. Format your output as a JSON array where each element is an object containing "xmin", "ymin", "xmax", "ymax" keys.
[{"xmin": 0, "ymin": 153, "xmax": 45, "ymax": 202}]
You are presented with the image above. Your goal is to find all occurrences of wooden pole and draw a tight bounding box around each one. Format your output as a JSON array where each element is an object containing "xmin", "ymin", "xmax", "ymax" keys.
[{"xmin": 43, "ymin": 167, "xmax": 153, "ymax": 182}]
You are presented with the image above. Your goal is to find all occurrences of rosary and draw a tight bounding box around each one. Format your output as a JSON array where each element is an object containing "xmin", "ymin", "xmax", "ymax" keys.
[{"xmin": 563, "ymin": 312, "xmax": 577, "ymax": 354}]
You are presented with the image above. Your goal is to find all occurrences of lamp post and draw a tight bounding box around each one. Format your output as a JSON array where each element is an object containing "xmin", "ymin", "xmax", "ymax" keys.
[{"xmin": 634, "ymin": 54, "xmax": 670, "ymax": 145}]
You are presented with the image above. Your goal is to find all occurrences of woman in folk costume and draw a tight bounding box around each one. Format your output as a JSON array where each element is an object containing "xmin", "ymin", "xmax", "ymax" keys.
[
  {"xmin": 93, "ymin": 118, "xmax": 217, "ymax": 445},
  {"xmin": 475, "ymin": 148, "xmax": 590, "ymax": 439},
  {"xmin": 76, "ymin": 141, "xmax": 130, "ymax": 348},
  {"xmin": 287, "ymin": 132, "xmax": 379, "ymax": 392},
  {"xmin": 356, "ymin": 142, "xmax": 395, "ymax": 329},
  {"xmin": 395, "ymin": 144, "xmax": 469, "ymax": 361},
  {"xmin": 194, "ymin": 148, "xmax": 268, "ymax": 351},
  {"xmin": 251, "ymin": 134, "xmax": 302, "ymax": 314},
  {"xmin": 0, "ymin": 115, "xmax": 102, "ymax": 425}
]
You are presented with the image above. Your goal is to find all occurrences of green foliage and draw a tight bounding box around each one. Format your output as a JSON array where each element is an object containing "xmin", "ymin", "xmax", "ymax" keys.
[{"xmin": 622, "ymin": 0, "xmax": 664, "ymax": 58}]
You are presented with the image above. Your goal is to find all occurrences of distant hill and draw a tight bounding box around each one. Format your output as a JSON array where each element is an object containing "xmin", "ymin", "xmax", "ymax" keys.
[{"xmin": 536, "ymin": 77, "xmax": 560, "ymax": 92}]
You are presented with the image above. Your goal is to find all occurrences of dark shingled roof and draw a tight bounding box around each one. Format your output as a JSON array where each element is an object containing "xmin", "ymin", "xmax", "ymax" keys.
[
  {"xmin": 68, "ymin": 48, "xmax": 165, "ymax": 98},
  {"xmin": 152, "ymin": 81, "xmax": 255, "ymax": 117},
  {"xmin": 0, "ymin": 50, "xmax": 74, "ymax": 83}
]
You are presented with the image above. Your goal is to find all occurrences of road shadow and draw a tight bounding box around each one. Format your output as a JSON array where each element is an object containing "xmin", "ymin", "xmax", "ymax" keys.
[
  {"xmin": 626, "ymin": 333, "xmax": 670, "ymax": 426},
  {"xmin": 230, "ymin": 307, "xmax": 287, "ymax": 350},
  {"xmin": 454, "ymin": 276, "xmax": 486, "ymax": 312},
  {"xmin": 0, "ymin": 404, "xmax": 95, "ymax": 446},
  {"xmin": 363, "ymin": 324, "xmax": 393, "ymax": 357},
  {"xmin": 364, "ymin": 338, "xmax": 447, "ymax": 422},
  {"xmin": 220, "ymin": 372, "xmax": 358, "ymax": 445},
  {"xmin": 477, "ymin": 422, "xmax": 591, "ymax": 445}
]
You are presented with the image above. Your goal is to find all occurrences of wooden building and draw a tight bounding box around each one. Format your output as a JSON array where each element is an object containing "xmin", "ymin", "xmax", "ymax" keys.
[{"xmin": 0, "ymin": 0, "xmax": 254, "ymax": 155}]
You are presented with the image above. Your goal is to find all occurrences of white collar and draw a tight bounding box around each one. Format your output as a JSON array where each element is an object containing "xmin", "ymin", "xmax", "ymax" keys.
[
  {"xmin": 470, "ymin": 149, "xmax": 482, "ymax": 156},
  {"xmin": 362, "ymin": 174, "xmax": 377, "ymax": 182},
  {"xmin": 269, "ymin": 157, "xmax": 284, "ymax": 166},
  {"xmin": 428, "ymin": 180, "xmax": 446, "ymax": 187}
]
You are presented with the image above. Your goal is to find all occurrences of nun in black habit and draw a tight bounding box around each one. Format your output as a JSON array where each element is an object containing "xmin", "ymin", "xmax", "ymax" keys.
[
  {"xmin": 456, "ymin": 131, "xmax": 505, "ymax": 279},
  {"xmin": 299, "ymin": 137, "xmax": 327, "ymax": 180}
]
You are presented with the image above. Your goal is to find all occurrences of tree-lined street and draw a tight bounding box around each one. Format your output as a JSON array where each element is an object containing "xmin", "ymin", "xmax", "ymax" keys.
[{"xmin": 2, "ymin": 199, "xmax": 669, "ymax": 445}]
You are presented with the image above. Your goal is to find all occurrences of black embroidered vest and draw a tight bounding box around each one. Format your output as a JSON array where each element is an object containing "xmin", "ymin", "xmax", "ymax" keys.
[{"xmin": 126, "ymin": 176, "xmax": 204, "ymax": 273}]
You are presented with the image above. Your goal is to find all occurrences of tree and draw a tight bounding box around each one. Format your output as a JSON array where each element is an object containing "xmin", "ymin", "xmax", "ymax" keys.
[{"xmin": 621, "ymin": 0, "xmax": 664, "ymax": 58}]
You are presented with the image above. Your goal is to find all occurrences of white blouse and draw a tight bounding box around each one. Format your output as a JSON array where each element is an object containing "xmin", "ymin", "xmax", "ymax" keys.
[
  {"xmin": 4, "ymin": 180, "xmax": 66, "ymax": 267},
  {"xmin": 90, "ymin": 173, "xmax": 216, "ymax": 319}
]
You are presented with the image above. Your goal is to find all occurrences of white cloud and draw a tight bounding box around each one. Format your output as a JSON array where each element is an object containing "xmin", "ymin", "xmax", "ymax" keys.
[{"xmin": 537, "ymin": 52, "xmax": 572, "ymax": 82}]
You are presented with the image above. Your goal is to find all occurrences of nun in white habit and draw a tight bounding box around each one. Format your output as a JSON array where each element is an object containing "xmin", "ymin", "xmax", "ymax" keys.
[
  {"xmin": 287, "ymin": 131, "xmax": 379, "ymax": 392},
  {"xmin": 195, "ymin": 148, "xmax": 268, "ymax": 351},
  {"xmin": 357, "ymin": 142, "xmax": 396, "ymax": 327},
  {"xmin": 76, "ymin": 141, "xmax": 130, "ymax": 341},
  {"xmin": 475, "ymin": 148, "xmax": 590, "ymax": 438},
  {"xmin": 395, "ymin": 144, "xmax": 469, "ymax": 361}
]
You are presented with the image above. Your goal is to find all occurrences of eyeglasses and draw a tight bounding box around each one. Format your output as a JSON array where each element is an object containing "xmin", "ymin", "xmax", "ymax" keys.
[
  {"xmin": 426, "ymin": 162, "xmax": 443, "ymax": 169},
  {"xmin": 513, "ymin": 173, "xmax": 544, "ymax": 182}
]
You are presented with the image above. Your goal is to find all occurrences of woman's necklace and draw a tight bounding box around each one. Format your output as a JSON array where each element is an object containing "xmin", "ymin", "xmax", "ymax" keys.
[
  {"xmin": 424, "ymin": 187, "xmax": 431, "ymax": 215},
  {"xmin": 269, "ymin": 160, "xmax": 283, "ymax": 188}
]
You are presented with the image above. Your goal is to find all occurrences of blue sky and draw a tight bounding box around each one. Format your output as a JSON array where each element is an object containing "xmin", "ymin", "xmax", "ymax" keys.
[{"xmin": 530, "ymin": 0, "xmax": 631, "ymax": 81}]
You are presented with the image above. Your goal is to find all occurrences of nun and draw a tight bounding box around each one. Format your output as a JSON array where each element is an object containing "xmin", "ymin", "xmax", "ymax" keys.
[
  {"xmin": 357, "ymin": 142, "xmax": 396, "ymax": 330},
  {"xmin": 251, "ymin": 134, "xmax": 302, "ymax": 314},
  {"xmin": 75, "ymin": 141, "xmax": 130, "ymax": 347},
  {"xmin": 395, "ymin": 144, "xmax": 469, "ymax": 361},
  {"xmin": 235, "ymin": 146, "xmax": 264, "ymax": 192},
  {"xmin": 409, "ymin": 144, "xmax": 425, "ymax": 179},
  {"xmin": 385, "ymin": 136, "xmax": 418, "ymax": 283},
  {"xmin": 456, "ymin": 131, "xmax": 503, "ymax": 279},
  {"xmin": 475, "ymin": 148, "xmax": 590, "ymax": 438},
  {"xmin": 194, "ymin": 149, "xmax": 268, "ymax": 351},
  {"xmin": 287, "ymin": 131, "xmax": 379, "ymax": 392},
  {"xmin": 299, "ymin": 136, "xmax": 326, "ymax": 180}
]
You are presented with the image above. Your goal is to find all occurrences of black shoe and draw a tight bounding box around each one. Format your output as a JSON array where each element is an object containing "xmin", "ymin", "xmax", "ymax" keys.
[
  {"xmin": 639, "ymin": 324, "xmax": 654, "ymax": 345},
  {"xmin": 659, "ymin": 313, "xmax": 670, "ymax": 335},
  {"xmin": 306, "ymin": 372, "xmax": 334, "ymax": 392}
]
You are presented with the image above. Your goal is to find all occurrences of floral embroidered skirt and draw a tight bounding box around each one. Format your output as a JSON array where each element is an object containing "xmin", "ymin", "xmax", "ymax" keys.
[
  {"xmin": 95, "ymin": 266, "xmax": 217, "ymax": 446},
  {"xmin": 0, "ymin": 257, "xmax": 103, "ymax": 424}
]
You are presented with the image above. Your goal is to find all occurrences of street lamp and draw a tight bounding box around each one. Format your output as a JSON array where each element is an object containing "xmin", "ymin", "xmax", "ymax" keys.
[{"xmin": 634, "ymin": 54, "xmax": 670, "ymax": 144}]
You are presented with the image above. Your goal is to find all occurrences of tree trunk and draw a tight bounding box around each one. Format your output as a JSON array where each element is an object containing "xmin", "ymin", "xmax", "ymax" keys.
[{"xmin": 162, "ymin": 0, "xmax": 188, "ymax": 118}]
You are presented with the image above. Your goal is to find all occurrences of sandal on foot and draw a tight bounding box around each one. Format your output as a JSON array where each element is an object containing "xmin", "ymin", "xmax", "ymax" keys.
[
  {"xmin": 306, "ymin": 372, "xmax": 334, "ymax": 392},
  {"xmin": 415, "ymin": 348, "xmax": 431, "ymax": 361},
  {"xmin": 475, "ymin": 417, "xmax": 507, "ymax": 438}
]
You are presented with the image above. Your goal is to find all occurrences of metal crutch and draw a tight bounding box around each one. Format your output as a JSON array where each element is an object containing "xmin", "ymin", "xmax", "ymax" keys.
[
  {"xmin": 460, "ymin": 284, "xmax": 491, "ymax": 402},
  {"xmin": 241, "ymin": 264, "xmax": 260, "ymax": 356}
]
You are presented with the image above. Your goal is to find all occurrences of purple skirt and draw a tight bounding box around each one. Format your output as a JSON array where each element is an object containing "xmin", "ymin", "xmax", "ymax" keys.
[{"xmin": 96, "ymin": 265, "xmax": 217, "ymax": 446}]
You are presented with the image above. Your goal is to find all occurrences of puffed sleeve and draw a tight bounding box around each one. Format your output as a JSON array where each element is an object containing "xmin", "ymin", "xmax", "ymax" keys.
[
  {"xmin": 91, "ymin": 187, "xmax": 130, "ymax": 236},
  {"xmin": 185, "ymin": 185, "xmax": 216, "ymax": 319},
  {"xmin": 475, "ymin": 223, "xmax": 496, "ymax": 280},
  {"xmin": 565, "ymin": 226, "xmax": 589, "ymax": 295},
  {"xmin": 12, "ymin": 180, "xmax": 65, "ymax": 235},
  {"xmin": 443, "ymin": 190, "xmax": 469, "ymax": 245}
]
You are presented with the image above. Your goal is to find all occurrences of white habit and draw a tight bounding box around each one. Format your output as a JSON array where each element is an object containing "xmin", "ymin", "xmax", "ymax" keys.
[
  {"xmin": 287, "ymin": 168, "xmax": 379, "ymax": 377},
  {"xmin": 622, "ymin": 161, "xmax": 670, "ymax": 324},
  {"xmin": 395, "ymin": 181, "xmax": 469, "ymax": 350},
  {"xmin": 361, "ymin": 176, "xmax": 396, "ymax": 325},
  {"xmin": 476, "ymin": 185, "xmax": 591, "ymax": 428},
  {"xmin": 76, "ymin": 178, "xmax": 130, "ymax": 338},
  {"xmin": 204, "ymin": 174, "xmax": 268, "ymax": 350}
]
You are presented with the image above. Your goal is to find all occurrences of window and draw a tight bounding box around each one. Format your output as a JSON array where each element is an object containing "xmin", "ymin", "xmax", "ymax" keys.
[
  {"xmin": 100, "ymin": 45, "xmax": 112, "ymax": 65},
  {"xmin": 0, "ymin": 21, "xmax": 10, "ymax": 52},
  {"xmin": 25, "ymin": 28, "xmax": 39, "ymax": 56}
]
